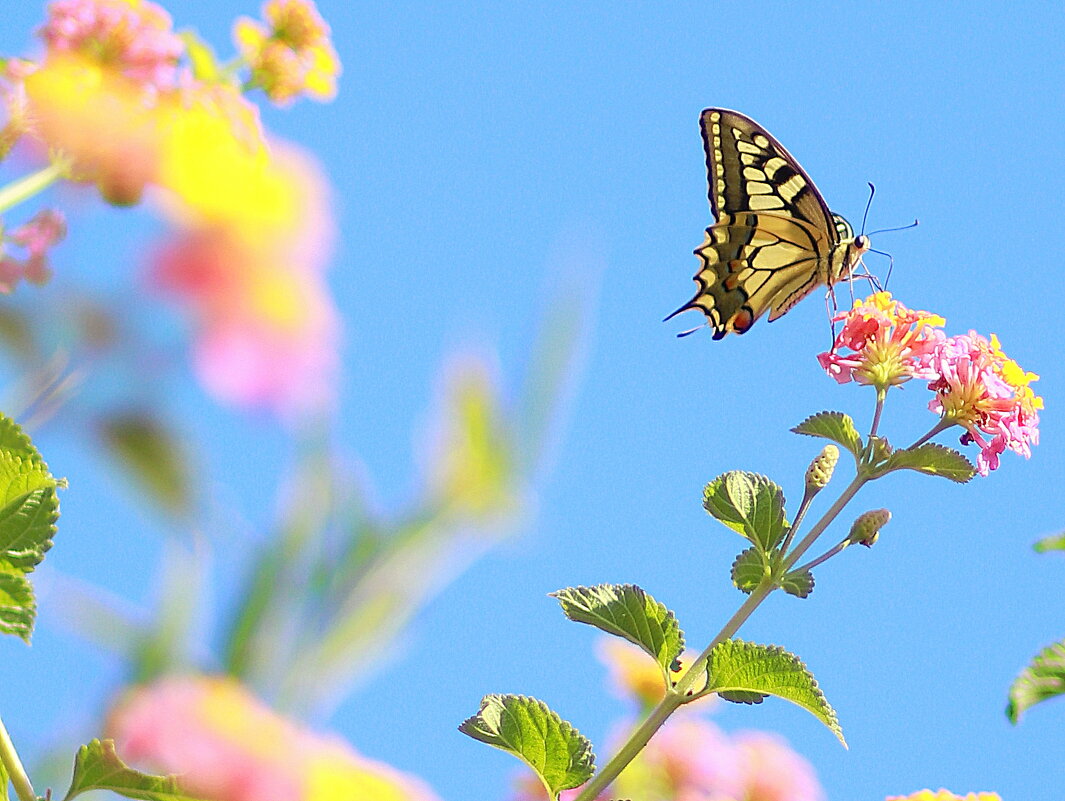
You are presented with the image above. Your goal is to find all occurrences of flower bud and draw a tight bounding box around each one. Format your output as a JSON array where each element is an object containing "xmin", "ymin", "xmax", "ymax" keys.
[
  {"xmin": 805, "ymin": 444, "xmax": 839, "ymax": 493},
  {"xmin": 848, "ymin": 508, "xmax": 891, "ymax": 547}
]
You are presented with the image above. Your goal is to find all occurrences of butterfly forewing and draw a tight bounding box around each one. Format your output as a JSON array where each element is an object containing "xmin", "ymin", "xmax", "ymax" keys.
[{"xmin": 670, "ymin": 108, "xmax": 866, "ymax": 338}]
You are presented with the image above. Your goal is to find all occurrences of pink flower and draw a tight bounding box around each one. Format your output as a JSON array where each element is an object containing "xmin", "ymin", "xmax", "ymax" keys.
[
  {"xmin": 732, "ymin": 731, "xmax": 824, "ymax": 801},
  {"xmin": 108, "ymin": 675, "xmax": 441, "ymax": 801},
  {"xmin": 818, "ymin": 292, "xmax": 945, "ymax": 390},
  {"xmin": 0, "ymin": 209, "xmax": 66, "ymax": 291},
  {"xmin": 40, "ymin": 0, "xmax": 187, "ymax": 94},
  {"xmin": 926, "ymin": 331, "xmax": 1042, "ymax": 476},
  {"xmin": 886, "ymin": 791, "xmax": 1002, "ymax": 801}
]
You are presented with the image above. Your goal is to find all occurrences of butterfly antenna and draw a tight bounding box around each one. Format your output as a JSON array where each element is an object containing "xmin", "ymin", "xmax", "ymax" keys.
[
  {"xmin": 868, "ymin": 219, "xmax": 919, "ymax": 237},
  {"xmin": 860, "ymin": 182, "xmax": 876, "ymax": 236}
]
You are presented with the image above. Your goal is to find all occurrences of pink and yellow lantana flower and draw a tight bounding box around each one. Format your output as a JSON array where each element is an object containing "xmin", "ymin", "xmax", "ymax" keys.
[
  {"xmin": 886, "ymin": 791, "xmax": 1002, "ymax": 801},
  {"xmin": 109, "ymin": 675, "xmax": 441, "ymax": 801}
]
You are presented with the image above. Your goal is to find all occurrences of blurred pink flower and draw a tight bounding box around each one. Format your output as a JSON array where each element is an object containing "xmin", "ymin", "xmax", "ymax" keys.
[
  {"xmin": 40, "ymin": 0, "xmax": 187, "ymax": 94},
  {"xmin": 0, "ymin": 209, "xmax": 66, "ymax": 291},
  {"xmin": 150, "ymin": 144, "xmax": 339, "ymax": 420},
  {"xmin": 886, "ymin": 791, "xmax": 1001, "ymax": 801},
  {"xmin": 926, "ymin": 331, "xmax": 1041, "ymax": 475},
  {"xmin": 818, "ymin": 292, "xmax": 945, "ymax": 390},
  {"xmin": 109, "ymin": 675, "xmax": 441, "ymax": 801},
  {"xmin": 732, "ymin": 731, "xmax": 824, "ymax": 801}
]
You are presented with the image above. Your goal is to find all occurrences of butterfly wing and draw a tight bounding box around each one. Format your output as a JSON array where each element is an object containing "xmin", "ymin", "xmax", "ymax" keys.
[{"xmin": 668, "ymin": 108, "xmax": 852, "ymax": 338}]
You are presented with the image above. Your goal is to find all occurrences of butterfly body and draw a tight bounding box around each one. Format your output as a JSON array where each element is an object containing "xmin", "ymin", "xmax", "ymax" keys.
[{"xmin": 667, "ymin": 108, "xmax": 870, "ymax": 339}]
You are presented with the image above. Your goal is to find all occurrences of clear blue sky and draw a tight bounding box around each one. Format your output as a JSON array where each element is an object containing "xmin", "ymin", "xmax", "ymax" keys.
[{"xmin": 1, "ymin": 2, "xmax": 1064, "ymax": 800}]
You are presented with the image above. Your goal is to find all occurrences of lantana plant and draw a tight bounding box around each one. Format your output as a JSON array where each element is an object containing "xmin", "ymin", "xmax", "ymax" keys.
[{"xmin": 460, "ymin": 292, "xmax": 1040, "ymax": 801}]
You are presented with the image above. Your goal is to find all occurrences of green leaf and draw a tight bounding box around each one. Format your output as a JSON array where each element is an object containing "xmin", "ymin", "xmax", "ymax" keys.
[
  {"xmin": 1006, "ymin": 639, "xmax": 1065, "ymax": 723},
  {"xmin": 551, "ymin": 584, "xmax": 683, "ymax": 675},
  {"xmin": 0, "ymin": 566, "xmax": 35, "ymax": 642},
  {"xmin": 459, "ymin": 695, "xmax": 594, "ymax": 798},
  {"xmin": 99, "ymin": 412, "xmax": 193, "ymax": 517},
  {"xmin": 0, "ymin": 413, "xmax": 61, "ymax": 642},
  {"xmin": 879, "ymin": 443, "xmax": 975, "ymax": 483},
  {"xmin": 791, "ymin": 412, "xmax": 862, "ymax": 457},
  {"xmin": 781, "ymin": 568, "xmax": 814, "ymax": 599},
  {"xmin": 703, "ymin": 472, "xmax": 788, "ymax": 551},
  {"xmin": 63, "ymin": 739, "xmax": 209, "ymax": 801},
  {"xmin": 730, "ymin": 548, "xmax": 768, "ymax": 594},
  {"xmin": 1034, "ymin": 532, "xmax": 1065, "ymax": 553},
  {"xmin": 704, "ymin": 639, "xmax": 846, "ymax": 747}
]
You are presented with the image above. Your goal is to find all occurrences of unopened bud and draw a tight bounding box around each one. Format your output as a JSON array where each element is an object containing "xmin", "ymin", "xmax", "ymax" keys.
[
  {"xmin": 805, "ymin": 445, "xmax": 839, "ymax": 493},
  {"xmin": 848, "ymin": 508, "xmax": 891, "ymax": 547}
]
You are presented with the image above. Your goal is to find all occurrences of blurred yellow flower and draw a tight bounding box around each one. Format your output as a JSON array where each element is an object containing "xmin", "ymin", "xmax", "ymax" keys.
[
  {"xmin": 234, "ymin": 0, "xmax": 340, "ymax": 105},
  {"xmin": 109, "ymin": 675, "xmax": 441, "ymax": 801}
]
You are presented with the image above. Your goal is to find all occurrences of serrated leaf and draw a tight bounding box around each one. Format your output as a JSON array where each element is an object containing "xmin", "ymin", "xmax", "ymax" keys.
[
  {"xmin": 781, "ymin": 568, "xmax": 814, "ymax": 599},
  {"xmin": 99, "ymin": 412, "xmax": 192, "ymax": 517},
  {"xmin": 1007, "ymin": 639, "xmax": 1065, "ymax": 723},
  {"xmin": 63, "ymin": 739, "xmax": 209, "ymax": 801},
  {"xmin": 880, "ymin": 443, "xmax": 975, "ymax": 483},
  {"xmin": 703, "ymin": 472, "xmax": 788, "ymax": 551},
  {"xmin": 0, "ymin": 566, "xmax": 34, "ymax": 642},
  {"xmin": 1034, "ymin": 532, "xmax": 1065, "ymax": 553},
  {"xmin": 459, "ymin": 695, "xmax": 594, "ymax": 797},
  {"xmin": 705, "ymin": 639, "xmax": 845, "ymax": 746},
  {"xmin": 730, "ymin": 548, "xmax": 768, "ymax": 594},
  {"xmin": 0, "ymin": 414, "xmax": 60, "ymax": 642},
  {"xmin": 792, "ymin": 412, "xmax": 862, "ymax": 457},
  {"xmin": 551, "ymin": 584, "xmax": 683, "ymax": 675}
]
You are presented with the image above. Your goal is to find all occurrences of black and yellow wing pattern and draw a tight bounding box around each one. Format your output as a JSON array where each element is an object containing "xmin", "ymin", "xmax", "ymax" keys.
[{"xmin": 666, "ymin": 108, "xmax": 870, "ymax": 339}]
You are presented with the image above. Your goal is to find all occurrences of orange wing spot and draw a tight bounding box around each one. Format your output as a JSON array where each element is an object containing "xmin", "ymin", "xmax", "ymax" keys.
[
  {"xmin": 728, "ymin": 259, "xmax": 743, "ymax": 273},
  {"xmin": 731, "ymin": 308, "xmax": 754, "ymax": 334},
  {"xmin": 723, "ymin": 274, "xmax": 740, "ymax": 291}
]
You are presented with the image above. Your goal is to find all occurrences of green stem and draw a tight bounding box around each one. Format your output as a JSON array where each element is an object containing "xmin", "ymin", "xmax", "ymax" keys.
[
  {"xmin": 791, "ymin": 538, "xmax": 850, "ymax": 574},
  {"xmin": 573, "ymin": 581, "xmax": 774, "ymax": 801},
  {"xmin": 783, "ymin": 474, "xmax": 867, "ymax": 571},
  {"xmin": 0, "ymin": 162, "xmax": 65, "ymax": 217},
  {"xmin": 869, "ymin": 389, "xmax": 886, "ymax": 438},
  {"xmin": 0, "ymin": 714, "xmax": 36, "ymax": 801},
  {"xmin": 778, "ymin": 487, "xmax": 813, "ymax": 555},
  {"xmin": 908, "ymin": 417, "xmax": 954, "ymax": 450}
]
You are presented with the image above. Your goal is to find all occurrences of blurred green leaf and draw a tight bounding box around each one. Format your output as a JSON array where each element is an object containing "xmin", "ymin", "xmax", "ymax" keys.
[
  {"xmin": 99, "ymin": 412, "xmax": 192, "ymax": 517},
  {"xmin": 792, "ymin": 411, "xmax": 862, "ymax": 457},
  {"xmin": 1007, "ymin": 639, "xmax": 1065, "ymax": 723},
  {"xmin": 704, "ymin": 639, "xmax": 846, "ymax": 747},
  {"xmin": 552, "ymin": 583, "xmax": 684, "ymax": 675},
  {"xmin": 1034, "ymin": 532, "xmax": 1065, "ymax": 553},
  {"xmin": 703, "ymin": 471, "xmax": 788, "ymax": 551},
  {"xmin": 63, "ymin": 739, "xmax": 208, "ymax": 801},
  {"xmin": 459, "ymin": 695, "xmax": 594, "ymax": 798}
]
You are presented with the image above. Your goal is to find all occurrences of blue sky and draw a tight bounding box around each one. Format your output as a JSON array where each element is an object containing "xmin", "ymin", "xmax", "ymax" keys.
[{"xmin": 1, "ymin": 1, "xmax": 1064, "ymax": 800}]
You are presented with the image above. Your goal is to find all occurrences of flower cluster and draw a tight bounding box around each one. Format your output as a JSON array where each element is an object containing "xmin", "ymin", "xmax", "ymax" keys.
[
  {"xmin": 0, "ymin": 0, "xmax": 343, "ymax": 418},
  {"xmin": 234, "ymin": 0, "xmax": 341, "ymax": 105},
  {"xmin": 818, "ymin": 292, "xmax": 944, "ymax": 389},
  {"xmin": 927, "ymin": 331, "xmax": 1042, "ymax": 476},
  {"xmin": 886, "ymin": 791, "xmax": 1001, "ymax": 801},
  {"xmin": 108, "ymin": 676, "xmax": 441, "ymax": 801},
  {"xmin": 819, "ymin": 293, "xmax": 1041, "ymax": 475}
]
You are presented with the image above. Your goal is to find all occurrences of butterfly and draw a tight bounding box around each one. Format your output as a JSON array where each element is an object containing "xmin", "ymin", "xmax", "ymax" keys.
[{"xmin": 665, "ymin": 108, "xmax": 871, "ymax": 339}]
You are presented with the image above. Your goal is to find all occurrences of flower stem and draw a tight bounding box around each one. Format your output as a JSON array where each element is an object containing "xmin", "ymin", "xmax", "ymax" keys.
[
  {"xmin": 0, "ymin": 162, "xmax": 66, "ymax": 217},
  {"xmin": 0, "ymin": 714, "xmax": 37, "ymax": 801},
  {"xmin": 791, "ymin": 538, "xmax": 850, "ymax": 574},
  {"xmin": 869, "ymin": 389, "xmax": 886, "ymax": 438},
  {"xmin": 907, "ymin": 417, "xmax": 954, "ymax": 450},
  {"xmin": 783, "ymin": 474, "xmax": 866, "ymax": 571}
]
